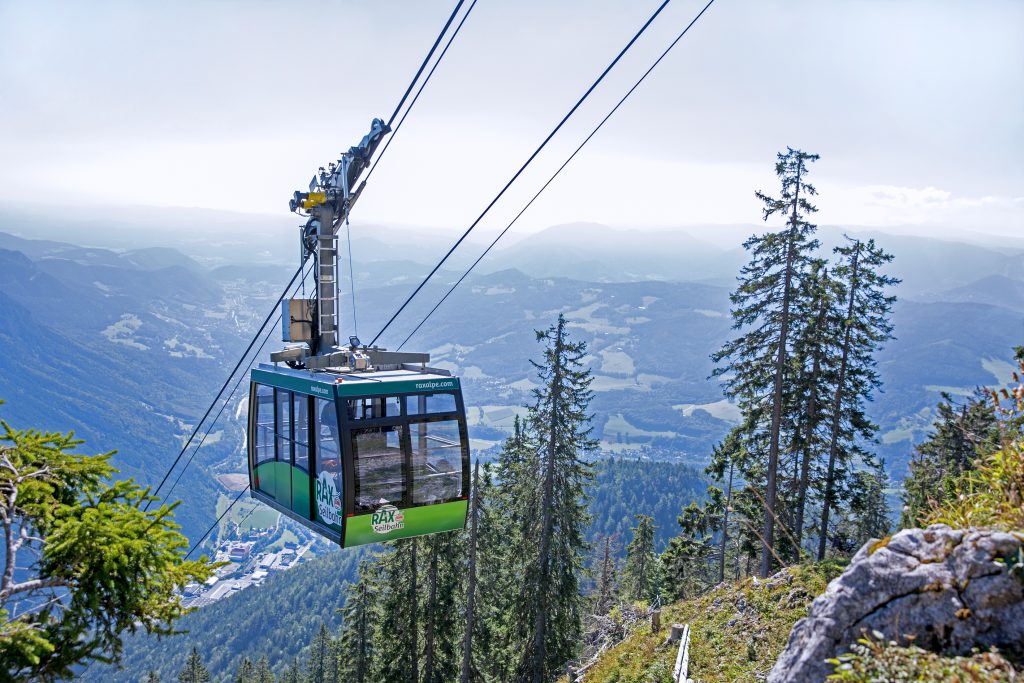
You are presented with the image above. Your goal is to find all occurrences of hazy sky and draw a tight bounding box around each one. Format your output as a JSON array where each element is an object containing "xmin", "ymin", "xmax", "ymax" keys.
[{"xmin": 1, "ymin": 0, "xmax": 1021, "ymax": 239}]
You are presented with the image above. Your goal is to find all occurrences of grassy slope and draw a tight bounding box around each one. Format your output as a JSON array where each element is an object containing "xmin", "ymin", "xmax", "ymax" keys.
[{"xmin": 579, "ymin": 562, "xmax": 844, "ymax": 683}]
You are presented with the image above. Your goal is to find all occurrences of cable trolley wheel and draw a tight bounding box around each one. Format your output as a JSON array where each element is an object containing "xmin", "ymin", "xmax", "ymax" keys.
[{"xmin": 246, "ymin": 364, "xmax": 470, "ymax": 547}]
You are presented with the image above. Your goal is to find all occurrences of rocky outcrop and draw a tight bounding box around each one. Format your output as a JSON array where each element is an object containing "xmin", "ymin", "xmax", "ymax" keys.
[{"xmin": 768, "ymin": 524, "xmax": 1024, "ymax": 683}]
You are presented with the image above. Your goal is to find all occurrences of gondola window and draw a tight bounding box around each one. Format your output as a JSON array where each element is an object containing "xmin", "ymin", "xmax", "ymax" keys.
[
  {"xmin": 353, "ymin": 425, "xmax": 407, "ymax": 511},
  {"xmin": 411, "ymin": 420, "xmax": 463, "ymax": 504}
]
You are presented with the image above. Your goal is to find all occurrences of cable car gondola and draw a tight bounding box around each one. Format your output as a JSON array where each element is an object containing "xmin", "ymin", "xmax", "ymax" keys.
[
  {"xmin": 247, "ymin": 364, "xmax": 470, "ymax": 546},
  {"xmin": 245, "ymin": 118, "xmax": 471, "ymax": 546}
]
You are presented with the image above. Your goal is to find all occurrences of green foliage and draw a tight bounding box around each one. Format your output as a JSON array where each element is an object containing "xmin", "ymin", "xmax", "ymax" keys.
[
  {"xmin": 90, "ymin": 546, "xmax": 364, "ymax": 683},
  {"xmin": 371, "ymin": 539, "xmax": 420, "ymax": 683},
  {"xmin": 518, "ymin": 315, "xmax": 597, "ymax": 681},
  {"xmin": 581, "ymin": 562, "xmax": 844, "ymax": 683},
  {"xmin": 621, "ymin": 515, "xmax": 659, "ymax": 604},
  {"xmin": 233, "ymin": 657, "xmax": 256, "ymax": 683},
  {"xmin": 336, "ymin": 560, "xmax": 376, "ymax": 683},
  {"xmin": 901, "ymin": 392, "xmax": 999, "ymax": 527},
  {"xmin": 306, "ymin": 622, "xmax": 329, "ymax": 683},
  {"xmin": 0, "ymin": 409, "xmax": 211, "ymax": 681},
  {"xmin": 587, "ymin": 458, "xmax": 706, "ymax": 554},
  {"xmin": 177, "ymin": 648, "xmax": 210, "ymax": 683},
  {"xmin": 710, "ymin": 149, "xmax": 897, "ymax": 575},
  {"xmin": 906, "ymin": 348, "xmax": 1024, "ymax": 533},
  {"xmin": 829, "ymin": 637, "xmax": 1019, "ymax": 681},
  {"xmin": 419, "ymin": 532, "xmax": 465, "ymax": 683}
]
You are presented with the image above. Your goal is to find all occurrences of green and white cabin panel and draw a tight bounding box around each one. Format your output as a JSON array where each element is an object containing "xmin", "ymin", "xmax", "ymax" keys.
[{"xmin": 246, "ymin": 364, "xmax": 470, "ymax": 547}]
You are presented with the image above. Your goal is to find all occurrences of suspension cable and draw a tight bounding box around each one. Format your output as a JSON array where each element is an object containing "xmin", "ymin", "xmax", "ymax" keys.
[
  {"xmin": 345, "ymin": 221, "xmax": 359, "ymax": 337},
  {"xmin": 387, "ymin": 0, "xmax": 467, "ymax": 127},
  {"xmin": 144, "ymin": 262, "xmax": 305, "ymax": 511},
  {"xmin": 159, "ymin": 1, "xmax": 474, "ymax": 546},
  {"xmin": 185, "ymin": 485, "xmax": 250, "ymax": 560},
  {"xmin": 367, "ymin": 0, "xmax": 479, "ymax": 181},
  {"xmin": 160, "ymin": 265, "xmax": 311, "ymax": 504},
  {"xmin": 398, "ymin": 0, "xmax": 718, "ymax": 350},
  {"xmin": 368, "ymin": 0, "xmax": 674, "ymax": 347}
]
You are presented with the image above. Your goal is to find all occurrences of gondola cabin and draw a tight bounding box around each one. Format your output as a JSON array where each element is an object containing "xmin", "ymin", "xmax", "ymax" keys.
[{"xmin": 247, "ymin": 364, "xmax": 470, "ymax": 546}]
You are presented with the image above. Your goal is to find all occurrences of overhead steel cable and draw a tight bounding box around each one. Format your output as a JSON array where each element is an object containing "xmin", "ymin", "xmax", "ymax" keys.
[
  {"xmin": 398, "ymin": 0, "xmax": 718, "ymax": 350},
  {"xmin": 368, "ymin": 0, "xmax": 675, "ymax": 347},
  {"xmin": 366, "ymin": 0, "xmax": 480, "ymax": 181},
  {"xmin": 149, "ymin": 1, "xmax": 471, "ymax": 518},
  {"xmin": 160, "ymin": 264, "xmax": 312, "ymax": 504},
  {"xmin": 185, "ymin": 485, "xmax": 250, "ymax": 560},
  {"xmin": 143, "ymin": 263, "xmax": 305, "ymax": 512},
  {"xmin": 386, "ymin": 0, "xmax": 467, "ymax": 128}
]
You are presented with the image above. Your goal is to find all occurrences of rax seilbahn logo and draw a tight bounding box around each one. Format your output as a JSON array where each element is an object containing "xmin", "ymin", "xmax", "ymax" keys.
[{"xmin": 371, "ymin": 504, "xmax": 406, "ymax": 534}]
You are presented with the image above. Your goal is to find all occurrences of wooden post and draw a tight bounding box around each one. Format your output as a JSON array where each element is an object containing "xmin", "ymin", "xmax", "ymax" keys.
[
  {"xmin": 669, "ymin": 623, "xmax": 686, "ymax": 643},
  {"xmin": 651, "ymin": 609, "xmax": 662, "ymax": 632}
]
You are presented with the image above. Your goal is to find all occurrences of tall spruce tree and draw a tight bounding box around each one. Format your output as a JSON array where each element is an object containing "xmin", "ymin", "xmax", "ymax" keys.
[
  {"xmin": 592, "ymin": 535, "xmax": 618, "ymax": 615},
  {"xmin": 621, "ymin": 515, "xmax": 658, "ymax": 603},
  {"xmin": 307, "ymin": 622, "xmax": 330, "ymax": 683},
  {"xmin": 901, "ymin": 393, "xmax": 998, "ymax": 527},
  {"xmin": 280, "ymin": 658, "xmax": 301, "ymax": 683},
  {"xmin": 521, "ymin": 315, "xmax": 596, "ymax": 683},
  {"xmin": 460, "ymin": 461, "xmax": 484, "ymax": 683},
  {"xmin": 817, "ymin": 237, "xmax": 897, "ymax": 560},
  {"xmin": 473, "ymin": 460, "xmax": 518, "ymax": 683},
  {"xmin": 420, "ymin": 531, "xmax": 464, "ymax": 683},
  {"xmin": 254, "ymin": 656, "xmax": 275, "ymax": 683},
  {"xmin": 177, "ymin": 648, "xmax": 210, "ymax": 683},
  {"xmin": 660, "ymin": 495, "xmax": 723, "ymax": 600},
  {"xmin": 843, "ymin": 458, "xmax": 891, "ymax": 550},
  {"xmin": 713, "ymin": 148, "xmax": 821, "ymax": 577},
  {"xmin": 338, "ymin": 559, "xmax": 377, "ymax": 683},
  {"xmin": 371, "ymin": 539, "xmax": 419, "ymax": 683},
  {"xmin": 788, "ymin": 260, "xmax": 843, "ymax": 560},
  {"xmin": 234, "ymin": 657, "xmax": 256, "ymax": 683}
]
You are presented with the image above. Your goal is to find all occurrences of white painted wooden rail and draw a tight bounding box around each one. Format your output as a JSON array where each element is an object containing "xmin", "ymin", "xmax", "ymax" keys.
[{"xmin": 672, "ymin": 623, "xmax": 691, "ymax": 683}]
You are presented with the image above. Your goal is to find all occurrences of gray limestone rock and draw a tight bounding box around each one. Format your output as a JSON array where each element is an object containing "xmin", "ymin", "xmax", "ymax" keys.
[{"xmin": 767, "ymin": 524, "xmax": 1024, "ymax": 683}]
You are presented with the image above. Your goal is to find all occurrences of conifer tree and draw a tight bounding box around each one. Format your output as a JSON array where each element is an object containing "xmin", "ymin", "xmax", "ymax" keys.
[
  {"xmin": 177, "ymin": 648, "xmax": 211, "ymax": 683},
  {"xmin": 471, "ymin": 461, "xmax": 517, "ymax": 682},
  {"xmin": 817, "ymin": 237, "xmax": 897, "ymax": 560},
  {"xmin": 307, "ymin": 622, "xmax": 330, "ymax": 683},
  {"xmin": 371, "ymin": 539, "xmax": 419, "ymax": 683},
  {"xmin": 521, "ymin": 315, "xmax": 596, "ymax": 683},
  {"xmin": 713, "ymin": 148, "xmax": 821, "ymax": 577},
  {"xmin": 338, "ymin": 560, "xmax": 377, "ymax": 683},
  {"xmin": 255, "ymin": 656, "xmax": 275, "ymax": 683},
  {"xmin": 592, "ymin": 535, "xmax": 618, "ymax": 615},
  {"xmin": 234, "ymin": 657, "xmax": 256, "ymax": 683},
  {"xmin": 788, "ymin": 260, "xmax": 842, "ymax": 559},
  {"xmin": 621, "ymin": 515, "xmax": 658, "ymax": 603},
  {"xmin": 705, "ymin": 428, "xmax": 747, "ymax": 582},
  {"xmin": 660, "ymin": 496, "xmax": 722, "ymax": 600},
  {"xmin": 901, "ymin": 393, "xmax": 998, "ymax": 527},
  {"xmin": 489, "ymin": 417, "xmax": 540, "ymax": 681},
  {"xmin": 0, "ymin": 407, "xmax": 211, "ymax": 680},
  {"xmin": 844, "ymin": 459, "xmax": 891, "ymax": 549},
  {"xmin": 460, "ymin": 461, "xmax": 484, "ymax": 683},
  {"xmin": 280, "ymin": 658, "xmax": 301, "ymax": 683},
  {"xmin": 420, "ymin": 531, "xmax": 464, "ymax": 683},
  {"xmin": 145, "ymin": 672, "xmax": 162, "ymax": 683}
]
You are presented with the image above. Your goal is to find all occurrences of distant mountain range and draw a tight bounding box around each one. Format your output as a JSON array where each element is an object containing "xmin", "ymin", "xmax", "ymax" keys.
[{"xmin": 1, "ymin": 211, "xmax": 1022, "ymax": 547}]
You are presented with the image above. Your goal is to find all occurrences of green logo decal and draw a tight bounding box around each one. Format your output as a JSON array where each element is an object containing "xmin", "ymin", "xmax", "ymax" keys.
[
  {"xmin": 315, "ymin": 471, "xmax": 342, "ymax": 527},
  {"xmin": 371, "ymin": 504, "xmax": 405, "ymax": 534}
]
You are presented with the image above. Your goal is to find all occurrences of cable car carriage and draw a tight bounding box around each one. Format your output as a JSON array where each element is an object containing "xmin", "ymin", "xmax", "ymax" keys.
[
  {"xmin": 248, "ymin": 361, "xmax": 470, "ymax": 547},
  {"xmin": 246, "ymin": 118, "xmax": 470, "ymax": 546}
]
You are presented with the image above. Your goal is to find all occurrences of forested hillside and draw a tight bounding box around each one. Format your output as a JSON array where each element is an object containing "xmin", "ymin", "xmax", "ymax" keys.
[
  {"xmin": 587, "ymin": 458, "xmax": 707, "ymax": 553},
  {"xmin": 91, "ymin": 548, "xmax": 368, "ymax": 682},
  {"xmin": 92, "ymin": 455, "xmax": 708, "ymax": 682}
]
